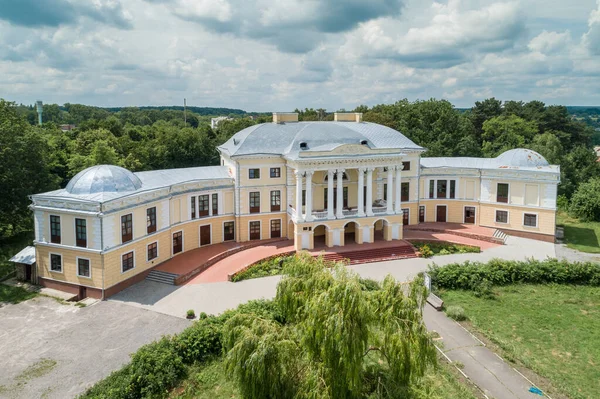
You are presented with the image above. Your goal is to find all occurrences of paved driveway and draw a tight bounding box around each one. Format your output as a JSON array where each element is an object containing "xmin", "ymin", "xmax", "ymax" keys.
[{"xmin": 0, "ymin": 297, "xmax": 188, "ymax": 399}]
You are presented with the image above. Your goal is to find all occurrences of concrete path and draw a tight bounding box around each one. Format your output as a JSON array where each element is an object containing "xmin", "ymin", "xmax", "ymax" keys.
[{"xmin": 424, "ymin": 305, "xmax": 544, "ymax": 399}]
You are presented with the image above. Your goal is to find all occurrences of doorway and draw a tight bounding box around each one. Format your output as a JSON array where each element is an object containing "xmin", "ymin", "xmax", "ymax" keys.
[
  {"xmin": 419, "ymin": 206, "xmax": 425, "ymax": 223},
  {"xmin": 402, "ymin": 209, "xmax": 410, "ymax": 225},
  {"xmin": 464, "ymin": 207, "xmax": 476, "ymax": 224},
  {"xmin": 78, "ymin": 286, "xmax": 87, "ymax": 300},
  {"xmin": 200, "ymin": 225, "xmax": 211, "ymax": 246},
  {"xmin": 436, "ymin": 206, "xmax": 447, "ymax": 222},
  {"xmin": 173, "ymin": 231, "xmax": 183, "ymax": 254}
]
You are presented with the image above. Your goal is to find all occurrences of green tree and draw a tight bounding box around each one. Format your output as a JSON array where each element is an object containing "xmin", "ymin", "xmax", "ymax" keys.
[
  {"xmin": 529, "ymin": 132, "xmax": 563, "ymax": 164},
  {"xmin": 470, "ymin": 97, "xmax": 503, "ymax": 141},
  {"xmin": 481, "ymin": 115, "xmax": 538, "ymax": 156},
  {"xmin": 560, "ymin": 146, "xmax": 600, "ymax": 198},
  {"xmin": 569, "ymin": 178, "xmax": 600, "ymax": 221}
]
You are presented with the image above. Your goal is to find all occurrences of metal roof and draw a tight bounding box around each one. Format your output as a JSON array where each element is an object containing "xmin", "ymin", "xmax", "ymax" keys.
[
  {"xmin": 66, "ymin": 165, "xmax": 143, "ymax": 195},
  {"xmin": 9, "ymin": 246, "xmax": 36, "ymax": 265},
  {"xmin": 218, "ymin": 121, "xmax": 424, "ymax": 159}
]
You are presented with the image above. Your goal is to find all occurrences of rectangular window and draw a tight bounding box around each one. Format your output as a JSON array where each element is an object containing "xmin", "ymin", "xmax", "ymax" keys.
[
  {"xmin": 401, "ymin": 182, "xmax": 409, "ymax": 202},
  {"xmin": 173, "ymin": 231, "xmax": 183, "ymax": 254},
  {"xmin": 212, "ymin": 193, "xmax": 218, "ymax": 215},
  {"xmin": 249, "ymin": 221, "xmax": 261, "ymax": 240},
  {"xmin": 524, "ymin": 213, "xmax": 537, "ymax": 227},
  {"xmin": 77, "ymin": 258, "xmax": 90, "ymax": 278},
  {"xmin": 122, "ymin": 251, "xmax": 135, "ymax": 272},
  {"xmin": 495, "ymin": 210, "xmax": 508, "ymax": 224},
  {"xmin": 437, "ymin": 180, "xmax": 447, "ymax": 199},
  {"xmin": 147, "ymin": 242, "xmax": 158, "ymax": 261},
  {"xmin": 449, "ymin": 180, "xmax": 456, "ymax": 199},
  {"xmin": 249, "ymin": 168, "xmax": 260, "ymax": 179},
  {"xmin": 249, "ymin": 192, "xmax": 260, "ymax": 213},
  {"xmin": 75, "ymin": 218, "xmax": 87, "ymax": 247},
  {"xmin": 271, "ymin": 219, "xmax": 281, "ymax": 238},
  {"xmin": 429, "ymin": 181, "xmax": 435, "ymax": 199},
  {"xmin": 271, "ymin": 190, "xmax": 281, "ymax": 212},
  {"xmin": 402, "ymin": 161, "xmax": 411, "ymax": 171},
  {"xmin": 497, "ymin": 183, "xmax": 509, "ymax": 203},
  {"xmin": 383, "ymin": 184, "xmax": 387, "ymax": 201},
  {"xmin": 270, "ymin": 167, "xmax": 281, "ymax": 178},
  {"xmin": 199, "ymin": 194, "xmax": 209, "ymax": 217},
  {"xmin": 302, "ymin": 189, "xmax": 306, "ymax": 206},
  {"xmin": 50, "ymin": 254, "xmax": 62, "ymax": 272},
  {"xmin": 224, "ymin": 221, "xmax": 235, "ymax": 241},
  {"xmin": 121, "ymin": 214, "xmax": 133, "ymax": 243},
  {"xmin": 419, "ymin": 206, "xmax": 425, "ymax": 223},
  {"xmin": 343, "ymin": 187, "xmax": 348, "ymax": 208},
  {"xmin": 50, "ymin": 215, "xmax": 61, "ymax": 244},
  {"xmin": 147, "ymin": 207, "xmax": 157, "ymax": 234},
  {"xmin": 191, "ymin": 196, "xmax": 196, "ymax": 219}
]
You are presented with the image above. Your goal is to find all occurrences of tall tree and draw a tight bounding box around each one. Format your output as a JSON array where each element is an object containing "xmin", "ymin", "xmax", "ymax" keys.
[{"xmin": 481, "ymin": 115, "xmax": 538, "ymax": 156}]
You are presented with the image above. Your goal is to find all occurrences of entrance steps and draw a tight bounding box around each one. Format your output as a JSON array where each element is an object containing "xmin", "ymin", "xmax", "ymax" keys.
[
  {"xmin": 493, "ymin": 229, "xmax": 508, "ymax": 244},
  {"xmin": 146, "ymin": 270, "xmax": 178, "ymax": 285},
  {"xmin": 317, "ymin": 245, "xmax": 418, "ymax": 265}
]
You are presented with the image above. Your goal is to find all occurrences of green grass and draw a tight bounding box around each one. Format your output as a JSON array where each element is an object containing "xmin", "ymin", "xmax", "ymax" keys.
[
  {"xmin": 440, "ymin": 284, "xmax": 600, "ymax": 399},
  {"xmin": 556, "ymin": 211, "xmax": 600, "ymax": 253},
  {"xmin": 0, "ymin": 284, "xmax": 38, "ymax": 304},
  {"xmin": 412, "ymin": 241, "xmax": 480, "ymax": 257},
  {"xmin": 0, "ymin": 231, "xmax": 34, "ymax": 279},
  {"xmin": 231, "ymin": 255, "xmax": 291, "ymax": 282}
]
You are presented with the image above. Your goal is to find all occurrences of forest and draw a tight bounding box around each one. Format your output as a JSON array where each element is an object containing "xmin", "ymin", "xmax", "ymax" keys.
[{"xmin": 1, "ymin": 98, "xmax": 599, "ymax": 241}]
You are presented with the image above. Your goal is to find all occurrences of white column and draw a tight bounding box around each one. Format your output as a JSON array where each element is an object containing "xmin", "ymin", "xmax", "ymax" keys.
[
  {"xmin": 357, "ymin": 167, "xmax": 365, "ymax": 217},
  {"xmin": 305, "ymin": 171, "xmax": 313, "ymax": 221},
  {"xmin": 336, "ymin": 169, "xmax": 344, "ymax": 218},
  {"xmin": 295, "ymin": 170, "xmax": 303, "ymax": 222},
  {"xmin": 386, "ymin": 168, "xmax": 394, "ymax": 214},
  {"xmin": 327, "ymin": 169, "xmax": 335, "ymax": 219},
  {"xmin": 395, "ymin": 166, "xmax": 402, "ymax": 214},
  {"xmin": 366, "ymin": 168, "xmax": 374, "ymax": 216}
]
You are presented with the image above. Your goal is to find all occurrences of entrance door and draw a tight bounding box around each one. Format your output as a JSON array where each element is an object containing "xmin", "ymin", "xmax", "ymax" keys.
[
  {"xmin": 249, "ymin": 221, "xmax": 261, "ymax": 240},
  {"xmin": 25, "ymin": 264, "xmax": 32, "ymax": 281},
  {"xmin": 173, "ymin": 231, "xmax": 183, "ymax": 254},
  {"xmin": 402, "ymin": 209, "xmax": 410, "ymax": 225},
  {"xmin": 464, "ymin": 207, "xmax": 476, "ymax": 224},
  {"xmin": 436, "ymin": 206, "xmax": 447, "ymax": 222},
  {"xmin": 270, "ymin": 219, "xmax": 281, "ymax": 238},
  {"xmin": 419, "ymin": 206, "xmax": 425, "ymax": 223},
  {"xmin": 200, "ymin": 225, "xmax": 211, "ymax": 246},
  {"xmin": 78, "ymin": 286, "xmax": 87, "ymax": 300}
]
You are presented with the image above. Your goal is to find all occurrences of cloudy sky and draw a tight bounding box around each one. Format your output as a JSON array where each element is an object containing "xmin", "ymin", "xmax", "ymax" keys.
[{"xmin": 1, "ymin": 0, "xmax": 599, "ymax": 111}]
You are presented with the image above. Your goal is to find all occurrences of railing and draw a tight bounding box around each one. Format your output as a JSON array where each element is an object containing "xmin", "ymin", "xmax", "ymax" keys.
[
  {"xmin": 312, "ymin": 211, "xmax": 328, "ymax": 220},
  {"xmin": 372, "ymin": 207, "xmax": 387, "ymax": 214},
  {"xmin": 342, "ymin": 209, "xmax": 358, "ymax": 217}
]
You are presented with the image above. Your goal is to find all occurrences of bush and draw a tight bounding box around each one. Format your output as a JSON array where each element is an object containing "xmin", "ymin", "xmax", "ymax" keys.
[
  {"xmin": 199, "ymin": 312, "xmax": 208, "ymax": 319},
  {"xmin": 174, "ymin": 317, "xmax": 223, "ymax": 364},
  {"xmin": 569, "ymin": 178, "xmax": 600, "ymax": 221},
  {"xmin": 231, "ymin": 256, "xmax": 291, "ymax": 282},
  {"xmin": 186, "ymin": 309, "xmax": 195, "ymax": 318},
  {"xmin": 359, "ymin": 278, "xmax": 381, "ymax": 291},
  {"xmin": 446, "ymin": 306, "xmax": 467, "ymax": 321},
  {"xmin": 413, "ymin": 242, "xmax": 479, "ymax": 258},
  {"xmin": 419, "ymin": 244, "xmax": 434, "ymax": 258}
]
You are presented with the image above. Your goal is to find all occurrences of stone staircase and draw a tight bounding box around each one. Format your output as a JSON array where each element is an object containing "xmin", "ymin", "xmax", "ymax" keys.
[
  {"xmin": 317, "ymin": 244, "xmax": 419, "ymax": 265},
  {"xmin": 492, "ymin": 229, "xmax": 509, "ymax": 244},
  {"xmin": 146, "ymin": 270, "xmax": 178, "ymax": 285}
]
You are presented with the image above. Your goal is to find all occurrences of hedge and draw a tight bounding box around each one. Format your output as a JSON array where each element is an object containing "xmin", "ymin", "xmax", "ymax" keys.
[{"xmin": 429, "ymin": 258, "xmax": 600, "ymax": 291}]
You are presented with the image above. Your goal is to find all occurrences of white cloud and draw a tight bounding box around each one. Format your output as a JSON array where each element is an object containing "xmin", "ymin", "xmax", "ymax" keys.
[
  {"xmin": 528, "ymin": 30, "xmax": 572, "ymax": 54},
  {"xmin": 582, "ymin": 0, "xmax": 600, "ymax": 55}
]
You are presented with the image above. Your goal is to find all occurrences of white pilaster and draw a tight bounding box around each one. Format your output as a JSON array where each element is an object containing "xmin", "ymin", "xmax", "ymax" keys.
[
  {"xmin": 394, "ymin": 166, "xmax": 402, "ymax": 214},
  {"xmin": 295, "ymin": 169, "xmax": 303, "ymax": 222},
  {"xmin": 366, "ymin": 168, "xmax": 374, "ymax": 216},
  {"xmin": 327, "ymin": 169, "xmax": 335, "ymax": 219},
  {"xmin": 357, "ymin": 167, "xmax": 365, "ymax": 217},
  {"xmin": 336, "ymin": 169, "xmax": 345, "ymax": 219},
  {"xmin": 305, "ymin": 171, "xmax": 314, "ymax": 221},
  {"xmin": 386, "ymin": 168, "xmax": 394, "ymax": 214}
]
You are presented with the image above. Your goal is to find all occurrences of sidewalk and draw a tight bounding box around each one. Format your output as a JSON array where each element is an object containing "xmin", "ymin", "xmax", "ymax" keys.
[{"xmin": 423, "ymin": 305, "xmax": 545, "ymax": 399}]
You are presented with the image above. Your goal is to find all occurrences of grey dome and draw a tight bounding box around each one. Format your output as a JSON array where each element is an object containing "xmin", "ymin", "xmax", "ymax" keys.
[
  {"xmin": 66, "ymin": 165, "xmax": 142, "ymax": 195},
  {"xmin": 496, "ymin": 149, "xmax": 549, "ymax": 167}
]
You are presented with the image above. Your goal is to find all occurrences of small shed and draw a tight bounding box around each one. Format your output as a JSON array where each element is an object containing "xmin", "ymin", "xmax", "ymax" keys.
[{"xmin": 9, "ymin": 246, "xmax": 37, "ymax": 283}]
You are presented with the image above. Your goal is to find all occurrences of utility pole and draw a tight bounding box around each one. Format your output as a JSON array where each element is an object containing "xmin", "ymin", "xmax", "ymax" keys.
[{"xmin": 184, "ymin": 98, "xmax": 187, "ymax": 124}]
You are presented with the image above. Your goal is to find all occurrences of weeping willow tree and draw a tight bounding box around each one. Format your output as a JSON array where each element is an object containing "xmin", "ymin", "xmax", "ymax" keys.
[{"xmin": 223, "ymin": 254, "xmax": 436, "ymax": 399}]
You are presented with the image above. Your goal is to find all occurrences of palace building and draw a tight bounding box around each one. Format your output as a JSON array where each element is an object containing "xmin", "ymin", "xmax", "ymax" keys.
[{"xmin": 28, "ymin": 112, "xmax": 560, "ymax": 299}]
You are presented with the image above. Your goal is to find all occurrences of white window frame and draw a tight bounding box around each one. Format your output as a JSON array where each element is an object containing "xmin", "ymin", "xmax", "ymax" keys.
[
  {"xmin": 74, "ymin": 217, "xmax": 87, "ymax": 248},
  {"xmin": 435, "ymin": 204, "xmax": 448, "ymax": 222},
  {"xmin": 496, "ymin": 182, "xmax": 510, "ymax": 204},
  {"xmin": 495, "ymin": 209, "xmax": 510, "ymax": 225},
  {"xmin": 121, "ymin": 250, "xmax": 136, "ymax": 274},
  {"xmin": 146, "ymin": 241, "xmax": 159, "ymax": 262},
  {"xmin": 463, "ymin": 205, "xmax": 477, "ymax": 224},
  {"xmin": 523, "ymin": 212, "xmax": 539, "ymax": 228},
  {"xmin": 49, "ymin": 214, "xmax": 61, "ymax": 243},
  {"xmin": 76, "ymin": 256, "xmax": 92, "ymax": 279},
  {"xmin": 269, "ymin": 218, "xmax": 282, "ymax": 239},
  {"xmin": 49, "ymin": 252, "xmax": 63, "ymax": 274}
]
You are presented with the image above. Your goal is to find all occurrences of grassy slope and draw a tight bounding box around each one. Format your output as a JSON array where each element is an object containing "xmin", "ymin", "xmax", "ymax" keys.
[
  {"xmin": 0, "ymin": 231, "xmax": 34, "ymax": 278},
  {"xmin": 0, "ymin": 284, "xmax": 37, "ymax": 304},
  {"xmin": 556, "ymin": 211, "xmax": 600, "ymax": 253},
  {"xmin": 441, "ymin": 284, "xmax": 600, "ymax": 399}
]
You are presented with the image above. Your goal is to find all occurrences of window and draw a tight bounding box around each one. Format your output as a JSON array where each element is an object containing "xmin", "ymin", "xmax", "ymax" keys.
[
  {"xmin": 524, "ymin": 213, "xmax": 537, "ymax": 227},
  {"xmin": 383, "ymin": 184, "xmax": 387, "ymax": 201},
  {"xmin": 302, "ymin": 190, "xmax": 306, "ymax": 206},
  {"xmin": 270, "ymin": 167, "xmax": 281, "ymax": 178},
  {"xmin": 121, "ymin": 214, "xmax": 133, "ymax": 243},
  {"xmin": 249, "ymin": 221, "xmax": 261, "ymax": 240},
  {"xmin": 249, "ymin": 168, "xmax": 260, "ymax": 179},
  {"xmin": 224, "ymin": 221, "xmax": 235, "ymax": 241},
  {"xmin": 147, "ymin": 242, "xmax": 158, "ymax": 261},
  {"xmin": 50, "ymin": 215, "xmax": 61, "ymax": 244},
  {"xmin": 147, "ymin": 207, "xmax": 157, "ymax": 234},
  {"xmin": 249, "ymin": 192, "xmax": 260, "ymax": 213},
  {"xmin": 495, "ymin": 210, "xmax": 508, "ymax": 224},
  {"xmin": 401, "ymin": 182, "xmax": 409, "ymax": 202},
  {"xmin": 122, "ymin": 251, "xmax": 134, "ymax": 272},
  {"xmin": 449, "ymin": 180, "xmax": 456, "ymax": 199},
  {"xmin": 212, "ymin": 193, "xmax": 218, "ymax": 215},
  {"xmin": 419, "ymin": 206, "xmax": 425, "ymax": 223},
  {"xmin": 402, "ymin": 161, "xmax": 411, "ymax": 171},
  {"xmin": 75, "ymin": 218, "xmax": 87, "ymax": 247},
  {"xmin": 50, "ymin": 254, "xmax": 62, "ymax": 272},
  {"xmin": 271, "ymin": 219, "xmax": 281, "ymax": 238},
  {"xmin": 271, "ymin": 190, "xmax": 281, "ymax": 212},
  {"xmin": 77, "ymin": 258, "xmax": 91, "ymax": 278},
  {"xmin": 173, "ymin": 231, "xmax": 183, "ymax": 254},
  {"xmin": 437, "ymin": 180, "xmax": 447, "ymax": 199},
  {"xmin": 199, "ymin": 195, "xmax": 209, "ymax": 217},
  {"xmin": 191, "ymin": 196, "xmax": 196, "ymax": 219},
  {"xmin": 497, "ymin": 183, "xmax": 509, "ymax": 203},
  {"xmin": 429, "ymin": 181, "xmax": 435, "ymax": 199}
]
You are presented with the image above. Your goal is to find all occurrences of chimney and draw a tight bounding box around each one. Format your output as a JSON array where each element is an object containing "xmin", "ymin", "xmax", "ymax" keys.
[
  {"xmin": 35, "ymin": 100, "xmax": 43, "ymax": 126},
  {"xmin": 272, "ymin": 112, "xmax": 298, "ymax": 123},
  {"xmin": 334, "ymin": 112, "xmax": 362, "ymax": 123}
]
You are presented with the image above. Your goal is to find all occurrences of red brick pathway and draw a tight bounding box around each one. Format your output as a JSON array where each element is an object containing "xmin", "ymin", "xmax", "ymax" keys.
[
  {"xmin": 403, "ymin": 230, "xmax": 500, "ymax": 250},
  {"xmin": 406, "ymin": 222, "xmax": 496, "ymax": 237}
]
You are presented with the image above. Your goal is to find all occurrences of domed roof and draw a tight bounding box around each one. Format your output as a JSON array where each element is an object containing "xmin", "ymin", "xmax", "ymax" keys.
[
  {"xmin": 66, "ymin": 165, "xmax": 142, "ymax": 195},
  {"xmin": 495, "ymin": 149, "xmax": 549, "ymax": 167}
]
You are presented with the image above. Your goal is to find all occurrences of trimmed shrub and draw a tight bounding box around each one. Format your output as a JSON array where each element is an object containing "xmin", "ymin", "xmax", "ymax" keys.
[
  {"xmin": 186, "ymin": 309, "xmax": 195, "ymax": 318},
  {"xmin": 80, "ymin": 365, "xmax": 135, "ymax": 398},
  {"xmin": 446, "ymin": 306, "xmax": 467, "ymax": 321},
  {"xmin": 174, "ymin": 317, "xmax": 223, "ymax": 364}
]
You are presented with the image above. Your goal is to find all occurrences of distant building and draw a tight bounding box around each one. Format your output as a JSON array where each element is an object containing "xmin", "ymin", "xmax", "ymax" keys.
[
  {"xmin": 59, "ymin": 124, "xmax": 77, "ymax": 132},
  {"xmin": 211, "ymin": 116, "xmax": 233, "ymax": 129}
]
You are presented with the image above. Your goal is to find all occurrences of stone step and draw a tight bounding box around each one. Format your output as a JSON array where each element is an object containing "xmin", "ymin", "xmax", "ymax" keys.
[
  {"xmin": 492, "ymin": 229, "xmax": 508, "ymax": 243},
  {"xmin": 146, "ymin": 270, "xmax": 178, "ymax": 285}
]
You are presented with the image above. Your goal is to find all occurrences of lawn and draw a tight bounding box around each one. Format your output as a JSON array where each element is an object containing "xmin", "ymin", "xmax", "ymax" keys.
[
  {"xmin": 556, "ymin": 211, "xmax": 600, "ymax": 253},
  {"xmin": 0, "ymin": 284, "xmax": 38, "ymax": 304},
  {"xmin": 440, "ymin": 284, "xmax": 600, "ymax": 399},
  {"xmin": 411, "ymin": 241, "xmax": 480, "ymax": 257}
]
